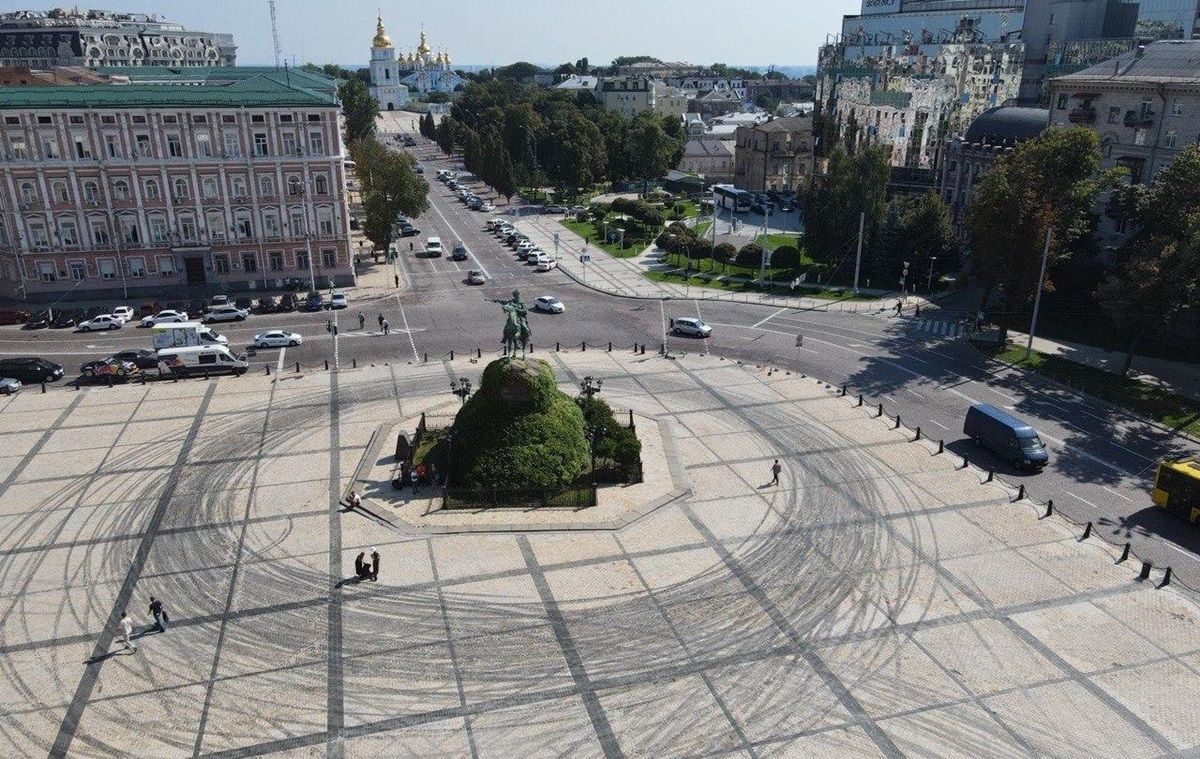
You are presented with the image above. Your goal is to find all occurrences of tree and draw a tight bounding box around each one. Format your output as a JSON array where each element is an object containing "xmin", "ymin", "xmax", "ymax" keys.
[
  {"xmin": 493, "ymin": 61, "xmax": 542, "ymax": 81},
  {"xmin": 804, "ymin": 144, "xmax": 890, "ymax": 273},
  {"xmin": 966, "ymin": 126, "xmax": 1116, "ymax": 342},
  {"xmin": 541, "ymin": 110, "xmax": 606, "ymax": 199},
  {"xmin": 576, "ymin": 57, "xmax": 590, "ymax": 75},
  {"xmin": 906, "ymin": 190, "xmax": 955, "ymax": 285},
  {"xmin": 435, "ymin": 116, "xmax": 456, "ymax": 155},
  {"xmin": 1096, "ymin": 145, "xmax": 1200, "ymax": 374},
  {"xmin": 755, "ymin": 93, "xmax": 781, "ymax": 114},
  {"xmin": 625, "ymin": 112, "xmax": 680, "ymax": 195},
  {"xmin": 349, "ymin": 137, "xmax": 429, "ymax": 251},
  {"xmin": 338, "ymin": 78, "xmax": 379, "ymax": 143},
  {"xmin": 770, "ymin": 245, "xmax": 803, "ymax": 273},
  {"xmin": 712, "ymin": 242, "xmax": 736, "ymax": 273},
  {"xmin": 736, "ymin": 243, "xmax": 763, "ymax": 268}
]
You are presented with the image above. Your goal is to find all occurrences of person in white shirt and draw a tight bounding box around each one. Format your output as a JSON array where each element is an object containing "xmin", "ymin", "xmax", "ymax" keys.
[{"xmin": 118, "ymin": 611, "xmax": 137, "ymax": 652}]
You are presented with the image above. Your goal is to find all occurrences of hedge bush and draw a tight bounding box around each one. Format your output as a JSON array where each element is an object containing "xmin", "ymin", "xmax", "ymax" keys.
[
  {"xmin": 576, "ymin": 396, "xmax": 642, "ymax": 482},
  {"xmin": 736, "ymin": 243, "xmax": 764, "ymax": 268}
]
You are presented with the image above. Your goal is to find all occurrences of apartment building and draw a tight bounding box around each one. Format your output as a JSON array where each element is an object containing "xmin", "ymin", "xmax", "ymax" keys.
[
  {"xmin": 733, "ymin": 116, "xmax": 815, "ymax": 192},
  {"xmin": 0, "ymin": 69, "xmax": 351, "ymax": 300}
]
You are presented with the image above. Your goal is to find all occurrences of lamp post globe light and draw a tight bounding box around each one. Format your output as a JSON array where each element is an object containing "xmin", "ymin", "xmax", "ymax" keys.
[
  {"xmin": 580, "ymin": 375, "xmax": 603, "ymax": 400},
  {"xmin": 451, "ymin": 377, "xmax": 472, "ymax": 404}
]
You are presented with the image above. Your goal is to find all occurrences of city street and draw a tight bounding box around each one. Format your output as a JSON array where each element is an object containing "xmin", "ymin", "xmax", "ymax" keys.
[{"xmin": 0, "ymin": 130, "xmax": 1196, "ymax": 590}]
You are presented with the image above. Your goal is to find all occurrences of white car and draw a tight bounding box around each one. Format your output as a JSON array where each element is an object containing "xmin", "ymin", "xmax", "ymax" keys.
[
  {"xmin": 535, "ymin": 256, "xmax": 557, "ymax": 272},
  {"xmin": 329, "ymin": 292, "xmax": 348, "ymax": 309},
  {"xmin": 141, "ymin": 309, "xmax": 189, "ymax": 327},
  {"xmin": 534, "ymin": 295, "xmax": 565, "ymax": 314},
  {"xmin": 480, "ymin": 201, "xmax": 495, "ymax": 212},
  {"xmin": 254, "ymin": 330, "xmax": 303, "ymax": 348},
  {"xmin": 111, "ymin": 306, "xmax": 135, "ymax": 322},
  {"xmin": 516, "ymin": 240, "xmax": 537, "ymax": 256},
  {"xmin": 78, "ymin": 314, "xmax": 124, "ymax": 331},
  {"xmin": 202, "ymin": 305, "xmax": 249, "ymax": 323},
  {"xmin": 671, "ymin": 317, "xmax": 712, "ymax": 337}
]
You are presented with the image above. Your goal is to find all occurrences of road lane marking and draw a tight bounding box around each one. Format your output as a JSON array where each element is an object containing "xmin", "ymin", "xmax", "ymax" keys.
[
  {"xmin": 427, "ymin": 192, "xmax": 492, "ymax": 280},
  {"xmin": 277, "ymin": 347, "xmax": 286, "ymax": 373},
  {"xmin": 1066, "ymin": 491, "xmax": 1099, "ymax": 509},
  {"xmin": 751, "ymin": 307, "xmax": 789, "ymax": 329},
  {"xmin": 1102, "ymin": 485, "xmax": 1133, "ymax": 502},
  {"xmin": 397, "ymin": 301, "xmax": 420, "ymax": 363},
  {"xmin": 928, "ymin": 419, "xmax": 950, "ymax": 431}
]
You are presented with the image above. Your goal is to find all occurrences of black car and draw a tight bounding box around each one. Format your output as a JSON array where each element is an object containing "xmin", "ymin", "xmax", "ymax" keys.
[
  {"xmin": 279, "ymin": 292, "xmax": 298, "ymax": 311},
  {"xmin": 49, "ymin": 310, "xmax": 78, "ymax": 329},
  {"xmin": 22, "ymin": 312, "xmax": 49, "ymax": 330},
  {"xmin": 304, "ymin": 291, "xmax": 324, "ymax": 311},
  {"xmin": 398, "ymin": 225, "xmax": 420, "ymax": 237},
  {"xmin": 0, "ymin": 357, "xmax": 64, "ymax": 383},
  {"xmin": 256, "ymin": 296, "xmax": 279, "ymax": 313},
  {"xmin": 234, "ymin": 296, "xmax": 253, "ymax": 310},
  {"xmin": 110, "ymin": 349, "xmax": 160, "ymax": 370}
]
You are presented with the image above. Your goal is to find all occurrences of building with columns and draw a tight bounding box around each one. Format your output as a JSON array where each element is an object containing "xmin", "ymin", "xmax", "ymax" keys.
[
  {"xmin": 0, "ymin": 69, "xmax": 353, "ymax": 301},
  {"xmin": 367, "ymin": 16, "xmax": 409, "ymax": 111}
]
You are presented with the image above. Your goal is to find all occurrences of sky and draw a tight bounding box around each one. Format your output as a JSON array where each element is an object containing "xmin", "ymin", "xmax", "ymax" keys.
[{"xmin": 14, "ymin": 1, "xmax": 860, "ymax": 67}]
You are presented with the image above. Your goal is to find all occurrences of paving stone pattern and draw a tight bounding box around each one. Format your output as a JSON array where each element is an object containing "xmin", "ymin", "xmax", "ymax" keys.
[{"xmin": 0, "ymin": 352, "xmax": 1197, "ymax": 757}]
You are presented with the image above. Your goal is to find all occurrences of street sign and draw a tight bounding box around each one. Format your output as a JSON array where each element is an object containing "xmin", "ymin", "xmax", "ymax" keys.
[{"xmin": 580, "ymin": 254, "xmax": 591, "ymax": 263}]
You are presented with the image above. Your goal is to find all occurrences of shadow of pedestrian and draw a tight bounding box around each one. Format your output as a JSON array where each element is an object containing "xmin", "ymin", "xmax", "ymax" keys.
[{"xmin": 335, "ymin": 575, "xmax": 367, "ymax": 589}]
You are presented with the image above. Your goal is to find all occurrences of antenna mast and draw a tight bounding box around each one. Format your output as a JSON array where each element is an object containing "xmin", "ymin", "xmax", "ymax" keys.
[{"xmin": 269, "ymin": 0, "xmax": 282, "ymax": 68}]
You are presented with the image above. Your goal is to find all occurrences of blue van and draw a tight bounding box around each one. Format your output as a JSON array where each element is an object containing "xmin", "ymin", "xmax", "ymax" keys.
[{"xmin": 963, "ymin": 404, "xmax": 1049, "ymax": 471}]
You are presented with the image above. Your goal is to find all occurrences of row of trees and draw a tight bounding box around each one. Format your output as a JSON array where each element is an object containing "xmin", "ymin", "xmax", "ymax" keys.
[
  {"xmin": 656, "ymin": 223, "xmax": 806, "ymax": 276},
  {"xmin": 346, "ymin": 136, "xmax": 429, "ymax": 251},
  {"xmin": 427, "ymin": 80, "xmax": 684, "ymax": 201}
]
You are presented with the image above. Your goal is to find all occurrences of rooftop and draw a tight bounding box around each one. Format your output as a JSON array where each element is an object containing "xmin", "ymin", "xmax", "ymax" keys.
[
  {"xmin": 682, "ymin": 138, "xmax": 734, "ymax": 158},
  {"xmin": 962, "ymin": 106, "xmax": 1050, "ymax": 145},
  {"xmin": 1054, "ymin": 40, "xmax": 1200, "ymax": 85},
  {"xmin": 0, "ymin": 70, "xmax": 338, "ymax": 110},
  {"xmin": 745, "ymin": 115, "xmax": 814, "ymax": 133}
]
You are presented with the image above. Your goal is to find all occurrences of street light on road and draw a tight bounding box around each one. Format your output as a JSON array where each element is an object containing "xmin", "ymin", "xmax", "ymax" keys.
[{"xmin": 927, "ymin": 257, "xmax": 937, "ymax": 291}]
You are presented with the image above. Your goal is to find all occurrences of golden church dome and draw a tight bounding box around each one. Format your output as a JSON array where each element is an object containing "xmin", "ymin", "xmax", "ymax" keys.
[
  {"xmin": 416, "ymin": 30, "xmax": 431, "ymax": 55},
  {"xmin": 372, "ymin": 16, "xmax": 391, "ymax": 48}
]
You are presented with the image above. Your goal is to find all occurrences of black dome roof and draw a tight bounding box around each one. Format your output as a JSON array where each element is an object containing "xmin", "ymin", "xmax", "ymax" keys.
[{"xmin": 963, "ymin": 106, "xmax": 1050, "ymax": 146}]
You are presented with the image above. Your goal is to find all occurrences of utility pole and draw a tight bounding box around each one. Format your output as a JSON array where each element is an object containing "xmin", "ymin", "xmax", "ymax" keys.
[
  {"xmin": 852, "ymin": 211, "xmax": 864, "ymax": 294},
  {"xmin": 759, "ymin": 205, "xmax": 770, "ymax": 284},
  {"xmin": 927, "ymin": 256, "xmax": 937, "ymax": 291},
  {"xmin": 1024, "ymin": 228, "xmax": 1052, "ymax": 362}
]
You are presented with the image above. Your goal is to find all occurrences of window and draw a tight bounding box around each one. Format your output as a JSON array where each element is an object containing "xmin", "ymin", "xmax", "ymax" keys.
[
  {"xmin": 149, "ymin": 216, "xmax": 167, "ymax": 242},
  {"xmin": 222, "ymin": 114, "xmax": 236, "ymax": 124},
  {"xmin": 166, "ymin": 134, "xmax": 182, "ymax": 158},
  {"xmin": 192, "ymin": 114, "xmax": 207, "ymax": 124},
  {"xmin": 1107, "ymin": 106, "xmax": 1120, "ymax": 124},
  {"xmin": 28, "ymin": 219, "xmax": 49, "ymax": 247},
  {"xmin": 1164, "ymin": 130, "xmax": 1177, "ymax": 148},
  {"xmin": 308, "ymin": 131, "xmax": 325, "ymax": 155},
  {"xmin": 68, "ymin": 261, "xmax": 86, "ymax": 281},
  {"xmin": 253, "ymin": 132, "xmax": 269, "ymax": 156},
  {"xmin": 288, "ymin": 174, "xmax": 303, "ymax": 195},
  {"xmin": 112, "ymin": 179, "xmax": 130, "ymax": 200},
  {"xmin": 179, "ymin": 217, "xmax": 197, "ymax": 241},
  {"xmin": 173, "ymin": 178, "xmax": 189, "ymax": 200},
  {"xmin": 314, "ymin": 175, "xmax": 329, "ymax": 194},
  {"xmin": 37, "ymin": 261, "xmax": 56, "ymax": 283},
  {"xmin": 132, "ymin": 115, "xmax": 146, "ymax": 124},
  {"xmin": 73, "ymin": 135, "xmax": 91, "ymax": 159},
  {"xmin": 1056, "ymin": 94, "xmax": 1068, "ymax": 110},
  {"xmin": 223, "ymin": 130, "xmax": 240, "ymax": 158},
  {"xmin": 83, "ymin": 181, "xmax": 99, "ymax": 204},
  {"xmin": 157, "ymin": 256, "xmax": 175, "ymax": 275},
  {"xmin": 281, "ymin": 132, "xmax": 297, "ymax": 156},
  {"xmin": 231, "ymin": 176, "xmax": 247, "ymax": 199},
  {"xmin": 41, "ymin": 135, "xmax": 58, "ymax": 159},
  {"xmin": 321, "ymin": 249, "xmax": 336, "ymax": 268},
  {"xmin": 268, "ymin": 250, "xmax": 284, "ymax": 270},
  {"xmin": 235, "ymin": 211, "xmax": 252, "ymax": 238},
  {"xmin": 251, "ymin": 114, "xmax": 265, "ymax": 123},
  {"xmin": 317, "ymin": 208, "xmax": 334, "ymax": 235},
  {"xmin": 289, "ymin": 208, "xmax": 305, "ymax": 234},
  {"xmin": 120, "ymin": 216, "xmax": 139, "ymax": 244},
  {"xmin": 135, "ymin": 133, "xmax": 152, "ymax": 158},
  {"xmin": 259, "ymin": 175, "xmax": 275, "ymax": 197},
  {"xmin": 18, "ymin": 181, "xmax": 36, "ymax": 204},
  {"xmin": 99, "ymin": 258, "xmax": 116, "ymax": 279},
  {"xmin": 214, "ymin": 255, "xmax": 230, "ymax": 274},
  {"xmin": 91, "ymin": 219, "xmax": 110, "ymax": 245},
  {"xmin": 1170, "ymin": 99, "xmax": 1183, "ymax": 116},
  {"xmin": 295, "ymin": 249, "xmax": 309, "ymax": 270},
  {"xmin": 242, "ymin": 253, "xmax": 258, "ymax": 272},
  {"xmin": 105, "ymin": 134, "xmax": 120, "ymax": 158},
  {"xmin": 196, "ymin": 133, "xmax": 212, "ymax": 157},
  {"xmin": 163, "ymin": 115, "xmax": 178, "ymax": 124},
  {"xmin": 101, "ymin": 115, "xmax": 115, "ymax": 125},
  {"xmin": 280, "ymin": 114, "xmax": 293, "ymax": 123},
  {"xmin": 201, "ymin": 176, "xmax": 219, "ymax": 198},
  {"xmin": 51, "ymin": 180, "xmax": 69, "ymax": 203},
  {"xmin": 9, "ymin": 136, "xmax": 28, "ymax": 159},
  {"xmin": 128, "ymin": 256, "xmax": 146, "ymax": 278},
  {"xmin": 59, "ymin": 219, "xmax": 78, "ymax": 246},
  {"xmin": 263, "ymin": 210, "xmax": 280, "ymax": 238},
  {"xmin": 144, "ymin": 179, "xmax": 160, "ymax": 200}
]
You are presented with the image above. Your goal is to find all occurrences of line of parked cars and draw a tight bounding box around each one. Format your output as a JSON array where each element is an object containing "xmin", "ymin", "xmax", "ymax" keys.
[
  {"xmin": 437, "ymin": 170, "xmax": 495, "ymax": 212},
  {"xmin": 485, "ymin": 218, "xmax": 558, "ymax": 272}
]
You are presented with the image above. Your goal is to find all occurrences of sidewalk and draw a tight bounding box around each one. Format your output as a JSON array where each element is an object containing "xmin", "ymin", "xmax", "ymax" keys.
[{"xmin": 513, "ymin": 213, "xmax": 910, "ymax": 313}]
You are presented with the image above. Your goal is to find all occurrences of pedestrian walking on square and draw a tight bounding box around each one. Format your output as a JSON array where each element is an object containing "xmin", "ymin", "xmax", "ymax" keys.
[
  {"xmin": 409, "ymin": 468, "xmax": 419, "ymax": 495},
  {"xmin": 370, "ymin": 548, "xmax": 380, "ymax": 582},
  {"xmin": 358, "ymin": 313, "xmax": 365, "ymax": 331},
  {"xmin": 118, "ymin": 611, "xmax": 137, "ymax": 652},
  {"xmin": 771, "ymin": 459, "xmax": 782, "ymax": 486},
  {"xmin": 894, "ymin": 300, "xmax": 903, "ymax": 316},
  {"xmin": 354, "ymin": 551, "xmax": 365, "ymax": 576},
  {"xmin": 377, "ymin": 313, "xmax": 384, "ymax": 330},
  {"xmin": 394, "ymin": 273, "xmax": 400, "ymax": 289},
  {"xmin": 148, "ymin": 596, "xmax": 169, "ymax": 633},
  {"xmin": 409, "ymin": 242, "xmax": 414, "ymax": 252},
  {"xmin": 382, "ymin": 319, "xmax": 390, "ymax": 336}
]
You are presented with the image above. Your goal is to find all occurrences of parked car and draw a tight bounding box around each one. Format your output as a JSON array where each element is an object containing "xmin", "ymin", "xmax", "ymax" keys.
[
  {"xmin": 304, "ymin": 291, "xmax": 324, "ymax": 311},
  {"xmin": 256, "ymin": 296, "xmax": 279, "ymax": 313},
  {"xmin": 0, "ymin": 357, "xmax": 64, "ymax": 383},
  {"xmin": 670, "ymin": 317, "xmax": 712, "ymax": 337},
  {"xmin": 0, "ymin": 309, "xmax": 29, "ymax": 325},
  {"xmin": 466, "ymin": 269, "xmax": 486, "ymax": 285},
  {"xmin": 329, "ymin": 291, "xmax": 349, "ymax": 309},
  {"xmin": 112, "ymin": 306, "xmax": 135, "ymax": 322},
  {"xmin": 543, "ymin": 204, "xmax": 566, "ymax": 214},
  {"xmin": 208, "ymin": 294, "xmax": 231, "ymax": 309},
  {"xmin": 110, "ymin": 349, "xmax": 160, "ymax": 370},
  {"xmin": 398, "ymin": 224, "xmax": 420, "ymax": 237},
  {"xmin": 451, "ymin": 242, "xmax": 469, "ymax": 261},
  {"xmin": 49, "ymin": 311, "xmax": 78, "ymax": 329},
  {"xmin": 136, "ymin": 303, "xmax": 161, "ymax": 318},
  {"xmin": 159, "ymin": 345, "xmax": 248, "ymax": 377},
  {"xmin": 78, "ymin": 314, "xmax": 124, "ymax": 332},
  {"xmin": 233, "ymin": 296, "xmax": 253, "ymax": 311},
  {"xmin": 202, "ymin": 305, "xmax": 249, "ymax": 323},
  {"xmin": 535, "ymin": 256, "xmax": 557, "ymax": 272},
  {"xmin": 278, "ymin": 293, "xmax": 298, "ymax": 311},
  {"xmin": 480, "ymin": 201, "xmax": 495, "ymax": 212},
  {"xmin": 80, "ymin": 358, "xmax": 139, "ymax": 382},
  {"xmin": 963, "ymin": 404, "xmax": 1049, "ymax": 471},
  {"xmin": 534, "ymin": 295, "xmax": 565, "ymax": 313},
  {"xmin": 141, "ymin": 309, "xmax": 189, "ymax": 327},
  {"xmin": 23, "ymin": 313, "xmax": 49, "ymax": 329},
  {"xmin": 0, "ymin": 377, "xmax": 21, "ymax": 395},
  {"xmin": 254, "ymin": 330, "xmax": 303, "ymax": 348}
]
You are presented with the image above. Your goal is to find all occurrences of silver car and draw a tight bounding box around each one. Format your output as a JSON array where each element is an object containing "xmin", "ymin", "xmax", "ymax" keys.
[{"xmin": 0, "ymin": 377, "xmax": 20, "ymax": 395}]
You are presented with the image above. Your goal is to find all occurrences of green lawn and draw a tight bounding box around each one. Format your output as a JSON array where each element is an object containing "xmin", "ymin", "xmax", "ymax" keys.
[
  {"xmin": 645, "ymin": 270, "xmax": 875, "ymax": 300},
  {"xmin": 989, "ymin": 344, "xmax": 1200, "ymax": 437},
  {"xmin": 756, "ymin": 233, "xmax": 804, "ymax": 250},
  {"xmin": 660, "ymin": 252, "xmax": 787, "ymax": 279},
  {"xmin": 561, "ymin": 218, "xmax": 649, "ymax": 259},
  {"xmin": 693, "ymin": 220, "xmax": 712, "ymax": 238}
]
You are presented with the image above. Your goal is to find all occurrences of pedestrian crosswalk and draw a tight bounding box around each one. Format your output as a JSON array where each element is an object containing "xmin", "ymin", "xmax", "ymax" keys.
[{"xmin": 908, "ymin": 318, "xmax": 968, "ymax": 338}]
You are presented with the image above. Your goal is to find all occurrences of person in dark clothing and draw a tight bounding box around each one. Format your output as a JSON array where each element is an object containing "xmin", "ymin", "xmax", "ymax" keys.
[
  {"xmin": 394, "ymin": 273, "xmax": 400, "ymax": 288},
  {"xmin": 148, "ymin": 596, "xmax": 169, "ymax": 632},
  {"xmin": 354, "ymin": 551, "xmax": 365, "ymax": 576},
  {"xmin": 370, "ymin": 548, "xmax": 380, "ymax": 582},
  {"xmin": 771, "ymin": 459, "xmax": 782, "ymax": 486},
  {"xmin": 377, "ymin": 313, "xmax": 384, "ymax": 329},
  {"xmin": 358, "ymin": 313, "xmax": 365, "ymax": 330}
]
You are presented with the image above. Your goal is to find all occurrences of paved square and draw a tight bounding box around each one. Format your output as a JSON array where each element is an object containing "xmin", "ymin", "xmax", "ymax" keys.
[{"xmin": 0, "ymin": 351, "xmax": 1197, "ymax": 757}]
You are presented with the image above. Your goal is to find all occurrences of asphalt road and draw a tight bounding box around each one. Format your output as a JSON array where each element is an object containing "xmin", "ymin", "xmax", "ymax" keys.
[{"xmin": 2, "ymin": 131, "xmax": 1197, "ymax": 590}]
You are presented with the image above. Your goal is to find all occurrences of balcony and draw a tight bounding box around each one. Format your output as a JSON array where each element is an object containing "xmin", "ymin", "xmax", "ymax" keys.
[
  {"xmin": 1067, "ymin": 108, "xmax": 1096, "ymax": 124},
  {"xmin": 1124, "ymin": 110, "xmax": 1155, "ymax": 129}
]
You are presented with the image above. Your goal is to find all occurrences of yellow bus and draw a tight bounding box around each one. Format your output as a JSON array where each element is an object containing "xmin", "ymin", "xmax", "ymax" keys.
[{"xmin": 1151, "ymin": 459, "xmax": 1200, "ymax": 524}]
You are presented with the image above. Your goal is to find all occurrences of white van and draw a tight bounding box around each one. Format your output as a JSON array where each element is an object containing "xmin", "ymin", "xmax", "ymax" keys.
[
  {"xmin": 158, "ymin": 345, "xmax": 248, "ymax": 377},
  {"xmin": 152, "ymin": 322, "xmax": 228, "ymax": 350},
  {"xmin": 425, "ymin": 236, "xmax": 443, "ymax": 257}
]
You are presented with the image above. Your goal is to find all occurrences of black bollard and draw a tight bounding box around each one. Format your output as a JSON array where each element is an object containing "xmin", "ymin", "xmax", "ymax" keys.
[
  {"xmin": 1043, "ymin": 500, "xmax": 1053, "ymax": 518},
  {"xmin": 628, "ymin": 409, "xmax": 634, "ymax": 430},
  {"xmin": 608, "ymin": 342, "xmax": 612, "ymax": 352},
  {"xmin": 857, "ymin": 394, "xmax": 864, "ymax": 407},
  {"xmin": 581, "ymin": 341, "xmax": 586, "ymax": 352},
  {"xmin": 450, "ymin": 350, "xmax": 454, "ymax": 361},
  {"xmin": 1161, "ymin": 567, "xmax": 1172, "ymax": 587},
  {"xmin": 265, "ymin": 365, "xmax": 271, "ymax": 375},
  {"xmin": 325, "ymin": 359, "xmax": 329, "ymax": 370},
  {"xmin": 1081, "ymin": 522, "xmax": 1092, "ymax": 540},
  {"xmin": 353, "ymin": 358, "xmax": 357, "ymax": 368},
  {"xmin": 296, "ymin": 361, "xmax": 300, "ymax": 372},
  {"xmin": 477, "ymin": 348, "xmax": 482, "ymax": 359},
  {"xmin": 876, "ymin": 403, "xmax": 883, "ymax": 418},
  {"xmin": 893, "ymin": 416, "xmax": 901, "ymax": 429},
  {"xmin": 984, "ymin": 470, "xmax": 994, "ymax": 483},
  {"xmin": 424, "ymin": 352, "xmax": 428, "ymax": 362},
  {"xmin": 914, "ymin": 427, "xmax": 921, "ymax": 441},
  {"xmin": 1139, "ymin": 561, "xmax": 1152, "ymax": 580},
  {"xmin": 1118, "ymin": 542, "xmax": 1131, "ymax": 563},
  {"xmin": 556, "ymin": 342, "xmax": 560, "ymax": 352},
  {"xmin": 107, "ymin": 375, "xmax": 113, "ymax": 388},
  {"xmin": 1015, "ymin": 484, "xmax": 1025, "ymax": 501},
  {"xmin": 937, "ymin": 439, "xmax": 944, "ymax": 454}
]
